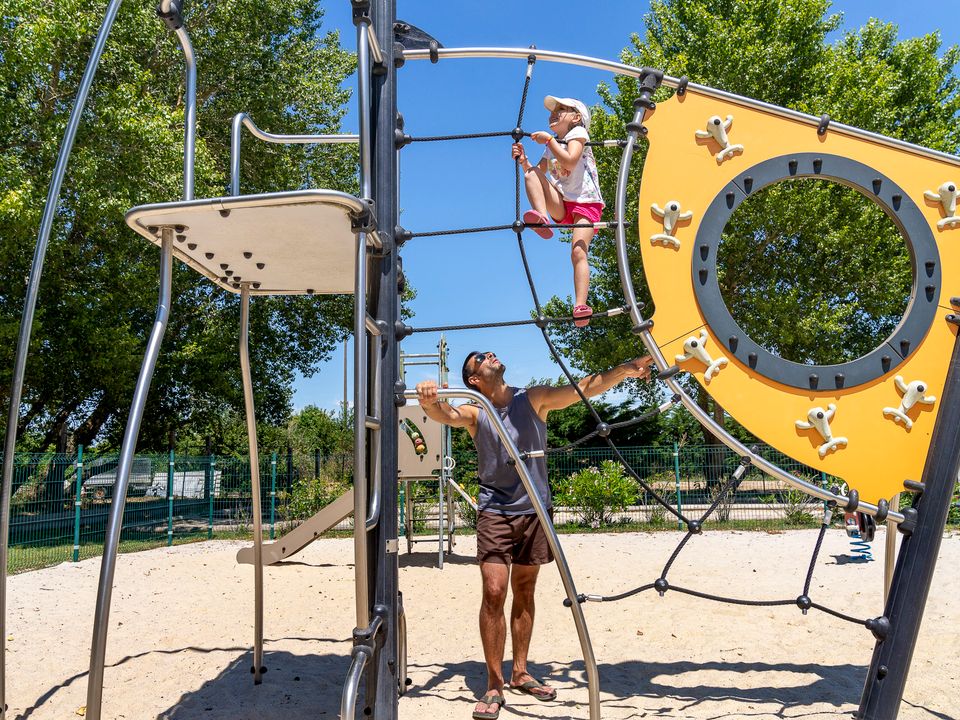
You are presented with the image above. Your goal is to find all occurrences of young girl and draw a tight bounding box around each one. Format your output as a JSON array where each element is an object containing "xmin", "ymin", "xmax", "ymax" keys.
[{"xmin": 511, "ymin": 95, "xmax": 604, "ymax": 327}]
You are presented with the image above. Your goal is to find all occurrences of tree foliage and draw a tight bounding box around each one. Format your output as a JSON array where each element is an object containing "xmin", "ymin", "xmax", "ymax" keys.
[
  {"xmin": 546, "ymin": 0, "xmax": 960, "ymax": 441},
  {"xmin": 0, "ymin": 0, "xmax": 358, "ymax": 451}
]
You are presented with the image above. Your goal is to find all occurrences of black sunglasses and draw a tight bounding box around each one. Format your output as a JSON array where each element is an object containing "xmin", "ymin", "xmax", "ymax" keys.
[{"xmin": 471, "ymin": 351, "xmax": 493, "ymax": 372}]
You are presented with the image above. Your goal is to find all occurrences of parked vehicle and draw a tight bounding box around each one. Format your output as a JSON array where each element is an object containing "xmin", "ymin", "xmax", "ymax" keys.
[{"xmin": 145, "ymin": 469, "xmax": 222, "ymax": 499}]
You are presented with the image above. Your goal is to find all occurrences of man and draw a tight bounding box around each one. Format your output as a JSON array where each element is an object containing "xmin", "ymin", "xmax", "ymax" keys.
[{"xmin": 416, "ymin": 350, "xmax": 654, "ymax": 719}]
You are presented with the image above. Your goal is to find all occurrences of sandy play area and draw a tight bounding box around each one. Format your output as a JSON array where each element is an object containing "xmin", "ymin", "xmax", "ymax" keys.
[{"xmin": 4, "ymin": 528, "xmax": 958, "ymax": 719}]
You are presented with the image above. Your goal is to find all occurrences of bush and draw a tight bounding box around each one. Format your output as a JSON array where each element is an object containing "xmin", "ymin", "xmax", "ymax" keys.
[
  {"xmin": 279, "ymin": 472, "xmax": 350, "ymax": 525},
  {"xmin": 643, "ymin": 472, "xmax": 676, "ymax": 526},
  {"xmin": 556, "ymin": 460, "xmax": 638, "ymax": 528},
  {"xmin": 454, "ymin": 480, "xmax": 480, "ymax": 529},
  {"xmin": 778, "ymin": 486, "xmax": 820, "ymax": 526}
]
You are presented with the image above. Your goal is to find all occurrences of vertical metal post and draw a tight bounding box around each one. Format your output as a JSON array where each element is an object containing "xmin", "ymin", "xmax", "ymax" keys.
[
  {"xmin": 370, "ymin": 1, "xmax": 400, "ymax": 716},
  {"xmin": 86, "ymin": 229, "xmax": 173, "ymax": 720},
  {"xmin": 858, "ymin": 332, "xmax": 960, "ymax": 719},
  {"xmin": 208, "ymin": 455, "xmax": 215, "ymax": 540},
  {"xmin": 167, "ymin": 448, "xmax": 174, "ymax": 547},
  {"xmin": 673, "ymin": 443, "xmax": 683, "ymax": 529},
  {"xmin": 270, "ymin": 452, "xmax": 277, "ymax": 541},
  {"xmin": 239, "ymin": 283, "xmax": 265, "ymax": 683},
  {"xmin": 73, "ymin": 445, "xmax": 84, "ymax": 562},
  {"xmin": 883, "ymin": 493, "xmax": 900, "ymax": 604}
]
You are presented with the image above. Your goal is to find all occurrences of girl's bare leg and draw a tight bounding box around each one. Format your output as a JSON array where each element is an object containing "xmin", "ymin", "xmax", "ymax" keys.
[
  {"xmin": 571, "ymin": 219, "xmax": 593, "ymax": 307},
  {"xmin": 523, "ymin": 167, "xmax": 565, "ymax": 221}
]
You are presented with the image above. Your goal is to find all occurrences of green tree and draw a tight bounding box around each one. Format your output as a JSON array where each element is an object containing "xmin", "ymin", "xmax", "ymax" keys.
[
  {"xmin": 0, "ymin": 0, "xmax": 358, "ymax": 451},
  {"xmin": 546, "ymin": 0, "xmax": 960, "ymax": 447}
]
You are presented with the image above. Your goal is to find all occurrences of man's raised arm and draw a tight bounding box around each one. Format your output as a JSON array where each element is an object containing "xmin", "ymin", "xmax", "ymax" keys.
[
  {"xmin": 415, "ymin": 380, "xmax": 480, "ymax": 433},
  {"xmin": 529, "ymin": 356, "xmax": 655, "ymax": 418}
]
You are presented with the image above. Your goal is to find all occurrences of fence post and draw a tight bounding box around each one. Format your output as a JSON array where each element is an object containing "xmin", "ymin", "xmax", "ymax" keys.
[
  {"xmin": 167, "ymin": 448, "xmax": 175, "ymax": 546},
  {"xmin": 72, "ymin": 445, "xmax": 84, "ymax": 562},
  {"xmin": 673, "ymin": 442, "xmax": 683, "ymax": 530},
  {"xmin": 286, "ymin": 445, "xmax": 293, "ymax": 491},
  {"xmin": 270, "ymin": 452, "xmax": 277, "ymax": 540},
  {"xmin": 208, "ymin": 454, "xmax": 216, "ymax": 539}
]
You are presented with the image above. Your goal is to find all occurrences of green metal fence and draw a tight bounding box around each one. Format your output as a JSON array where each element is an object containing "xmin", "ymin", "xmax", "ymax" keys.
[{"xmin": 2, "ymin": 445, "xmax": 956, "ymax": 573}]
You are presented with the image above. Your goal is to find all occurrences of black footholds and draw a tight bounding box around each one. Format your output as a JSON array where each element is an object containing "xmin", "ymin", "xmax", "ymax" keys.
[
  {"xmin": 148, "ymin": 225, "xmax": 158, "ymax": 235},
  {"xmin": 875, "ymin": 498, "xmax": 889, "ymax": 524},
  {"xmin": 234, "ymin": 276, "xmax": 242, "ymax": 282},
  {"xmin": 796, "ymin": 594, "xmax": 812, "ymax": 612},
  {"xmin": 924, "ymin": 284, "xmax": 935, "ymax": 301},
  {"xmin": 809, "ymin": 374, "xmax": 819, "ymax": 390},
  {"xmin": 725, "ymin": 191, "xmax": 735, "ymax": 208},
  {"xmin": 900, "ymin": 339, "xmax": 911, "ymax": 356},
  {"xmin": 817, "ymin": 114, "xmax": 831, "ymax": 136},
  {"xmin": 654, "ymin": 577, "xmax": 669, "ymax": 596},
  {"xmin": 866, "ymin": 616, "xmax": 891, "ymax": 642},
  {"xmin": 951, "ymin": 297, "xmax": 960, "ymax": 308},
  {"xmin": 845, "ymin": 489, "xmax": 860, "ymax": 512},
  {"xmin": 903, "ymin": 479, "xmax": 925, "ymax": 494},
  {"xmin": 881, "ymin": 355, "xmax": 891, "ymax": 372},
  {"xmin": 232, "ymin": 282, "xmax": 240, "ymax": 289},
  {"xmin": 728, "ymin": 335, "xmax": 738, "ymax": 352},
  {"xmin": 898, "ymin": 507, "xmax": 918, "ymax": 536},
  {"xmin": 225, "ymin": 269, "xmax": 234, "ymax": 276},
  {"xmin": 175, "ymin": 224, "xmax": 185, "ymax": 233},
  {"xmin": 872, "ymin": 178, "xmax": 882, "ymax": 194},
  {"xmin": 256, "ymin": 262, "xmax": 265, "ymax": 270},
  {"xmin": 220, "ymin": 276, "xmax": 228, "ymax": 282},
  {"xmin": 219, "ymin": 209, "xmax": 231, "ymax": 218},
  {"xmin": 834, "ymin": 373, "xmax": 845, "ymax": 389},
  {"xmin": 395, "ymin": 321, "xmax": 413, "ymax": 339},
  {"xmin": 187, "ymin": 243, "xmax": 197, "ymax": 250},
  {"xmin": 892, "ymin": 194, "xmax": 902, "ymax": 210},
  {"xmin": 687, "ymin": 520, "xmax": 702, "ymax": 534},
  {"xmin": 947, "ymin": 314, "xmax": 960, "ymax": 326},
  {"xmin": 175, "ymin": 234, "xmax": 186, "ymax": 243},
  {"xmin": 596, "ymin": 422, "xmax": 611, "ymax": 438},
  {"xmin": 204, "ymin": 252, "xmax": 214, "ymax": 260},
  {"xmin": 512, "ymin": 220, "xmax": 524, "ymax": 234},
  {"xmin": 252, "ymin": 282, "xmax": 261, "ymax": 289},
  {"xmin": 243, "ymin": 251, "xmax": 253, "ymax": 259},
  {"xmin": 788, "ymin": 158, "xmax": 798, "ymax": 175},
  {"xmin": 220, "ymin": 263, "xmax": 229, "ymax": 270},
  {"xmin": 748, "ymin": 352, "xmax": 758, "ymax": 369},
  {"xmin": 699, "ymin": 244, "xmax": 709, "ymax": 261},
  {"xmin": 812, "ymin": 158, "xmax": 823, "ymax": 174},
  {"xmin": 676, "ymin": 76, "xmax": 688, "ymax": 96},
  {"xmin": 698, "ymin": 269, "xmax": 708, "ymax": 284},
  {"xmin": 428, "ymin": 39, "xmax": 439, "ymax": 63},
  {"xmin": 306, "ymin": 288, "xmax": 315, "ymax": 294},
  {"xmin": 743, "ymin": 176, "xmax": 753, "ymax": 194},
  {"xmin": 656, "ymin": 364, "xmax": 681, "ymax": 380}
]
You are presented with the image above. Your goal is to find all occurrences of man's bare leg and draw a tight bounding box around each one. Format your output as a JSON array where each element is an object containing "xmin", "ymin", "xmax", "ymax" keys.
[
  {"xmin": 476, "ymin": 561, "xmax": 509, "ymax": 715},
  {"xmin": 508, "ymin": 564, "xmax": 555, "ymax": 698}
]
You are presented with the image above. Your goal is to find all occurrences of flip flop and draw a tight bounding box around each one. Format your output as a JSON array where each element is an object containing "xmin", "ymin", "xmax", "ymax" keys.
[
  {"xmin": 573, "ymin": 304, "xmax": 593, "ymax": 328},
  {"xmin": 523, "ymin": 209, "xmax": 554, "ymax": 239},
  {"xmin": 510, "ymin": 678, "xmax": 557, "ymax": 701},
  {"xmin": 472, "ymin": 692, "xmax": 506, "ymax": 720}
]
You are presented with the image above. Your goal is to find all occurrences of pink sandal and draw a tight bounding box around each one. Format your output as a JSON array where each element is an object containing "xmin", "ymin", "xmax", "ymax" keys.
[
  {"xmin": 523, "ymin": 210, "xmax": 554, "ymax": 239},
  {"xmin": 573, "ymin": 304, "xmax": 593, "ymax": 327}
]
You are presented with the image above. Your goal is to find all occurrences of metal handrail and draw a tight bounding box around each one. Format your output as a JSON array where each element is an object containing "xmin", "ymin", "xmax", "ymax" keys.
[
  {"xmin": 402, "ymin": 47, "xmax": 960, "ymax": 167},
  {"xmin": 229, "ymin": 113, "xmax": 360, "ymax": 196},
  {"xmin": 340, "ymin": 646, "xmax": 372, "ymax": 720},
  {"xmin": 403, "ymin": 388, "xmax": 601, "ymax": 720}
]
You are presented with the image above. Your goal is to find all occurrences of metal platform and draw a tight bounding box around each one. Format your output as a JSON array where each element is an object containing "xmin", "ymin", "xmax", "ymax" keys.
[{"xmin": 125, "ymin": 189, "xmax": 373, "ymax": 295}]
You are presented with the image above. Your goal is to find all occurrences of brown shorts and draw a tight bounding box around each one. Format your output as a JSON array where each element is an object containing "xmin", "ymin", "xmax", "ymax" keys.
[{"xmin": 476, "ymin": 510, "xmax": 555, "ymax": 566}]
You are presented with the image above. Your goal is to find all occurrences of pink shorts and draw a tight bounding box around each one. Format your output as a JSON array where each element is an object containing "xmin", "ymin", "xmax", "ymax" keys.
[{"xmin": 561, "ymin": 201, "xmax": 604, "ymax": 233}]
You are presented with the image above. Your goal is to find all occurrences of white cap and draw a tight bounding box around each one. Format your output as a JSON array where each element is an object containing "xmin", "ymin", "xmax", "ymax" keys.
[{"xmin": 544, "ymin": 95, "xmax": 590, "ymax": 131}]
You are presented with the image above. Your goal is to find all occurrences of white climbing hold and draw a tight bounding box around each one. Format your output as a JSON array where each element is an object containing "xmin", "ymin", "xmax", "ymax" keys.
[
  {"xmin": 795, "ymin": 403, "xmax": 848, "ymax": 458},
  {"xmin": 923, "ymin": 181, "xmax": 960, "ymax": 229},
  {"xmin": 650, "ymin": 200, "xmax": 693, "ymax": 248},
  {"xmin": 882, "ymin": 375, "xmax": 936, "ymax": 430},
  {"xmin": 695, "ymin": 115, "xmax": 744, "ymax": 164},
  {"xmin": 675, "ymin": 329, "xmax": 727, "ymax": 383}
]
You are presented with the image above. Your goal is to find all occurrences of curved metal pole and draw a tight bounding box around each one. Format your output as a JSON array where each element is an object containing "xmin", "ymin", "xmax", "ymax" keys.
[
  {"xmin": 402, "ymin": 47, "xmax": 960, "ymax": 168},
  {"xmin": 174, "ymin": 25, "xmax": 197, "ymax": 201},
  {"xmin": 607, "ymin": 82, "xmax": 903, "ymax": 523},
  {"xmin": 229, "ymin": 113, "xmax": 359, "ymax": 196},
  {"xmin": 86, "ymin": 231, "xmax": 173, "ymax": 720},
  {"xmin": 239, "ymin": 283, "xmax": 264, "ymax": 682},
  {"xmin": 0, "ymin": 2, "xmax": 124, "ymax": 715},
  {"xmin": 341, "ymin": 647, "xmax": 372, "ymax": 719},
  {"xmin": 402, "ymin": 388, "xmax": 601, "ymax": 720}
]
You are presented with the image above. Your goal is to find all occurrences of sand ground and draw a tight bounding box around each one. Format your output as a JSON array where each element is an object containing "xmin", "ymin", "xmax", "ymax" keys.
[{"xmin": 4, "ymin": 528, "xmax": 958, "ymax": 720}]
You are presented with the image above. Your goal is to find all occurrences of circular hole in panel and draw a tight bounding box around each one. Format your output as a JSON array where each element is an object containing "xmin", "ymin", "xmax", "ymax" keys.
[{"xmin": 716, "ymin": 179, "xmax": 912, "ymax": 366}]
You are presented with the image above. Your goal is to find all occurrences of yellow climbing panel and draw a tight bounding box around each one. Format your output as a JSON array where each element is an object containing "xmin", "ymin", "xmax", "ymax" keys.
[{"xmin": 639, "ymin": 88, "xmax": 960, "ymax": 504}]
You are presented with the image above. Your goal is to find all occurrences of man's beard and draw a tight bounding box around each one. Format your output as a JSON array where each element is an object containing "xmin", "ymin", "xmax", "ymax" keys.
[{"xmin": 495, "ymin": 363, "xmax": 506, "ymax": 379}]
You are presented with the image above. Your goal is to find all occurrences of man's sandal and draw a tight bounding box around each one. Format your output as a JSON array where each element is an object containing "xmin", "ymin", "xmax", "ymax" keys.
[
  {"xmin": 472, "ymin": 692, "xmax": 506, "ymax": 720},
  {"xmin": 510, "ymin": 678, "xmax": 557, "ymax": 701}
]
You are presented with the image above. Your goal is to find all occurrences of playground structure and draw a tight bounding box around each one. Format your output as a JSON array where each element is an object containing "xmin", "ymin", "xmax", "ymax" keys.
[{"xmin": 0, "ymin": 2, "xmax": 958, "ymax": 720}]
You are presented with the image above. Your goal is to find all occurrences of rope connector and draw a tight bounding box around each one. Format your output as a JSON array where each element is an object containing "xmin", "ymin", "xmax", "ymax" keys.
[
  {"xmin": 562, "ymin": 592, "xmax": 587, "ymax": 608},
  {"xmin": 817, "ymin": 114, "xmax": 831, "ymax": 136},
  {"xmin": 394, "ymin": 129, "xmax": 412, "ymax": 148},
  {"xmin": 512, "ymin": 220, "xmax": 524, "ymax": 234},
  {"xmin": 866, "ymin": 615, "xmax": 891, "ymax": 642},
  {"xmin": 595, "ymin": 422, "xmax": 611, "ymax": 438},
  {"xmin": 875, "ymin": 498, "xmax": 889, "ymax": 524},
  {"xmin": 844, "ymin": 488, "xmax": 860, "ymax": 513},
  {"xmin": 396, "ymin": 226, "xmax": 413, "ymax": 244},
  {"xmin": 534, "ymin": 315, "xmax": 548, "ymax": 329},
  {"xmin": 655, "ymin": 364, "xmax": 681, "ymax": 381},
  {"xmin": 686, "ymin": 519, "xmax": 702, "ymax": 534},
  {"xmin": 898, "ymin": 507, "xmax": 918, "ymax": 536},
  {"xmin": 654, "ymin": 577, "xmax": 669, "ymax": 596},
  {"xmin": 631, "ymin": 319, "xmax": 654, "ymax": 334},
  {"xmin": 511, "ymin": 127, "xmax": 525, "ymax": 142},
  {"xmin": 394, "ymin": 381, "xmax": 407, "ymax": 407},
  {"xmin": 796, "ymin": 594, "xmax": 812, "ymax": 614},
  {"xmin": 395, "ymin": 321, "xmax": 413, "ymax": 340}
]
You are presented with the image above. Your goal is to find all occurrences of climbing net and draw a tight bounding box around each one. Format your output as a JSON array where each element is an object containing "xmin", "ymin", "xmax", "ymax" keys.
[{"xmin": 396, "ymin": 54, "xmax": 891, "ymax": 641}]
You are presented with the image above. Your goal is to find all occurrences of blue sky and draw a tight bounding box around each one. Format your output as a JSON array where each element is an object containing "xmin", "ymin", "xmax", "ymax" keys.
[{"xmin": 293, "ymin": 0, "xmax": 960, "ymax": 412}]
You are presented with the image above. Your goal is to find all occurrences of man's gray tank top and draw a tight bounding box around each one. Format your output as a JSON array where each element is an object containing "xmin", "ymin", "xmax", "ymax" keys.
[{"xmin": 473, "ymin": 387, "xmax": 551, "ymax": 515}]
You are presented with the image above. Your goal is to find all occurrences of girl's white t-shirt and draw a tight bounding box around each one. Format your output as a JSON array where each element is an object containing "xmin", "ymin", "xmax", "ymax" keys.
[{"xmin": 542, "ymin": 126, "xmax": 604, "ymax": 205}]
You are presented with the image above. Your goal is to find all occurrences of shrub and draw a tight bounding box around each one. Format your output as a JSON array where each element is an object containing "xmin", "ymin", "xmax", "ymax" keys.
[
  {"xmin": 556, "ymin": 460, "xmax": 638, "ymax": 528},
  {"xmin": 279, "ymin": 472, "xmax": 349, "ymax": 525},
  {"xmin": 454, "ymin": 480, "xmax": 480, "ymax": 529},
  {"xmin": 778, "ymin": 486, "xmax": 820, "ymax": 526},
  {"xmin": 643, "ymin": 472, "xmax": 676, "ymax": 526}
]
